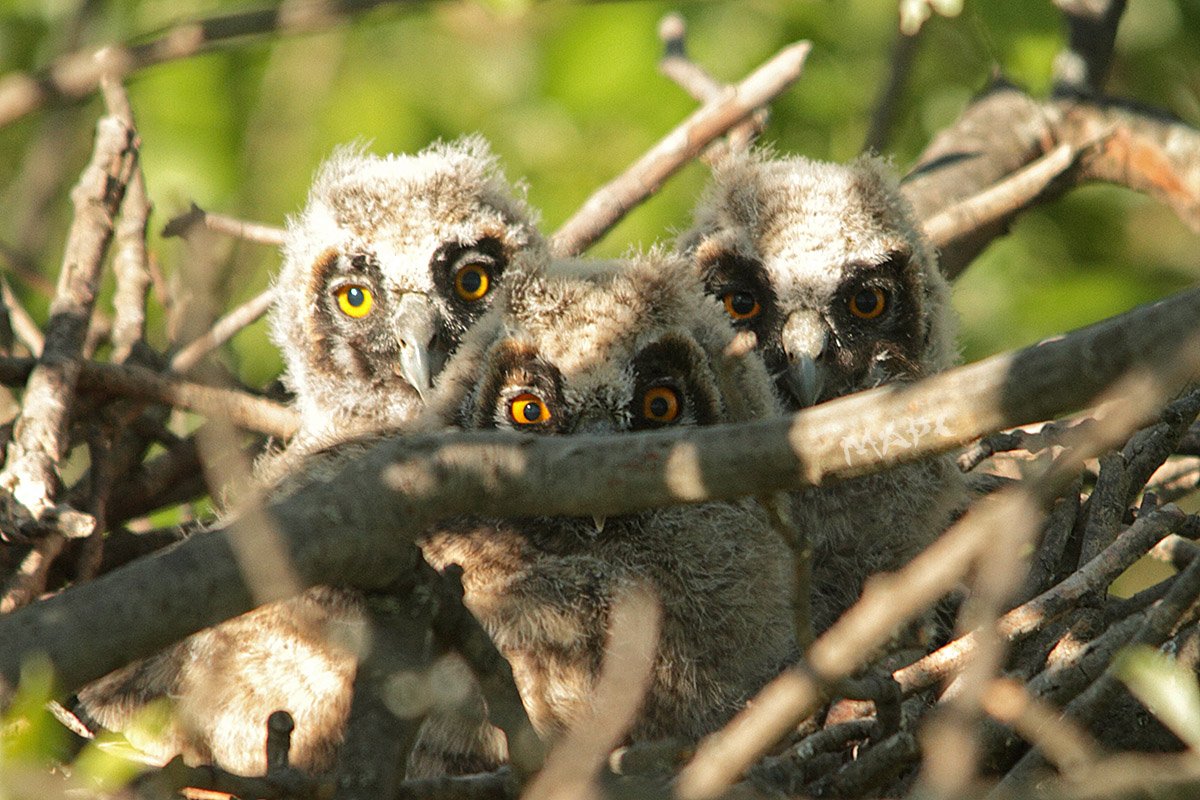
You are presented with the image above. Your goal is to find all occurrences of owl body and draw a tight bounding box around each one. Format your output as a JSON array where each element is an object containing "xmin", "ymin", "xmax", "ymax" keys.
[
  {"xmin": 77, "ymin": 138, "xmax": 542, "ymax": 776},
  {"xmin": 409, "ymin": 249, "xmax": 796, "ymax": 772},
  {"xmin": 679, "ymin": 150, "xmax": 966, "ymax": 632}
]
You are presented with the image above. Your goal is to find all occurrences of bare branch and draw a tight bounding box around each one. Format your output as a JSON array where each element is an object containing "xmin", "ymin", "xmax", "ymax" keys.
[
  {"xmin": 893, "ymin": 504, "xmax": 1186, "ymax": 695},
  {"xmin": 0, "ymin": 287, "xmax": 1197, "ymax": 710},
  {"xmin": 0, "ymin": 355, "xmax": 296, "ymax": 438},
  {"xmin": 1052, "ymin": 0, "xmax": 1129, "ymax": 96},
  {"xmin": 169, "ymin": 287, "xmax": 276, "ymax": 374},
  {"xmin": 0, "ymin": 108, "xmax": 136, "ymax": 542},
  {"xmin": 863, "ymin": 26, "xmax": 922, "ymax": 154},
  {"xmin": 550, "ymin": 41, "xmax": 811, "ymax": 256},
  {"xmin": 0, "ymin": 278, "xmax": 44, "ymax": 356},
  {"xmin": 161, "ymin": 201, "xmax": 285, "ymax": 246},
  {"xmin": 0, "ymin": 0, "xmax": 418, "ymax": 130},
  {"xmin": 657, "ymin": 13, "xmax": 765, "ymax": 156},
  {"xmin": 921, "ymin": 142, "xmax": 1079, "ymax": 253}
]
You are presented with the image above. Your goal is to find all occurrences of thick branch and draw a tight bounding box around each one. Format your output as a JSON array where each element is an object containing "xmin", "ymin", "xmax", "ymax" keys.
[
  {"xmin": 550, "ymin": 41, "xmax": 810, "ymax": 256},
  {"xmin": 0, "ymin": 287, "xmax": 1197, "ymax": 708}
]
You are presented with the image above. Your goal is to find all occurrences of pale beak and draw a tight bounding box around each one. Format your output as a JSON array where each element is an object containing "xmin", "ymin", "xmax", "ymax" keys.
[
  {"xmin": 392, "ymin": 296, "xmax": 443, "ymax": 402},
  {"xmin": 592, "ymin": 515, "xmax": 607, "ymax": 534},
  {"xmin": 781, "ymin": 310, "xmax": 830, "ymax": 408}
]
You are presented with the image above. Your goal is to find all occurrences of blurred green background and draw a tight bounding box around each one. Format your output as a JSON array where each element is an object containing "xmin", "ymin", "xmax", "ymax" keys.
[{"xmin": 0, "ymin": 0, "xmax": 1197, "ymax": 389}]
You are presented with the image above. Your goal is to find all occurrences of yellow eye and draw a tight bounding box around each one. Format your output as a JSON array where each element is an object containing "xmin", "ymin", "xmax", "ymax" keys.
[
  {"xmin": 722, "ymin": 291, "xmax": 760, "ymax": 321},
  {"xmin": 335, "ymin": 285, "xmax": 373, "ymax": 318},
  {"xmin": 642, "ymin": 386, "xmax": 681, "ymax": 424},
  {"xmin": 455, "ymin": 264, "xmax": 491, "ymax": 302},
  {"xmin": 510, "ymin": 392, "xmax": 551, "ymax": 425},
  {"xmin": 848, "ymin": 287, "xmax": 887, "ymax": 319}
]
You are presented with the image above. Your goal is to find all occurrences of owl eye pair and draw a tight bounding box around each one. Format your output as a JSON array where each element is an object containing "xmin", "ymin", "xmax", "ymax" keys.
[
  {"xmin": 507, "ymin": 386, "xmax": 683, "ymax": 427},
  {"xmin": 454, "ymin": 262, "xmax": 491, "ymax": 302},
  {"xmin": 335, "ymin": 284, "xmax": 374, "ymax": 318}
]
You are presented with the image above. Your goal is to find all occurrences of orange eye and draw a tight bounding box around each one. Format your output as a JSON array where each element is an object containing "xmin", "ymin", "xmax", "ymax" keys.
[
  {"xmin": 722, "ymin": 291, "xmax": 760, "ymax": 321},
  {"xmin": 455, "ymin": 264, "xmax": 490, "ymax": 301},
  {"xmin": 510, "ymin": 392, "xmax": 551, "ymax": 425},
  {"xmin": 642, "ymin": 386, "xmax": 681, "ymax": 424},
  {"xmin": 848, "ymin": 287, "xmax": 887, "ymax": 319},
  {"xmin": 335, "ymin": 285, "xmax": 373, "ymax": 318}
]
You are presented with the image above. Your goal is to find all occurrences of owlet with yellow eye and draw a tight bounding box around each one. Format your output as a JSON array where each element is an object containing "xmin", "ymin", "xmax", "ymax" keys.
[
  {"xmin": 406, "ymin": 248, "xmax": 797, "ymax": 775},
  {"xmin": 678, "ymin": 149, "xmax": 967, "ymax": 633},
  {"xmin": 270, "ymin": 135, "xmax": 543, "ymax": 446}
]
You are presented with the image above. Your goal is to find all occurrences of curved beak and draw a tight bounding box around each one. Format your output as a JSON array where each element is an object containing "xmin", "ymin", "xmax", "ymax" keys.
[
  {"xmin": 781, "ymin": 310, "xmax": 829, "ymax": 408},
  {"xmin": 392, "ymin": 296, "xmax": 445, "ymax": 402}
]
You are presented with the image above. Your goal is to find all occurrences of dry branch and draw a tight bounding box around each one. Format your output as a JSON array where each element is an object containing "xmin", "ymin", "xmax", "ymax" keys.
[
  {"xmin": 894, "ymin": 503, "xmax": 1187, "ymax": 695},
  {"xmin": 550, "ymin": 40, "xmax": 811, "ymax": 256},
  {"xmin": 0, "ymin": 109, "xmax": 136, "ymax": 542},
  {"xmin": 0, "ymin": 0, "xmax": 417, "ymax": 129},
  {"xmin": 1, "ymin": 286, "xmax": 1196, "ymax": 714},
  {"xmin": 169, "ymin": 287, "xmax": 277, "ymax": 374},
  {"xmin": 0, "ymin": 355, "xmax": 297, "ymax": 438},
  {"xmin": 161, "ymin": 202, "xmax": 286, "ymax": 246}
]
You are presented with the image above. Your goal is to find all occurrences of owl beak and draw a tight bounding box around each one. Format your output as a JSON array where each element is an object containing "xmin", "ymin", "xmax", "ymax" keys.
[
  {"xmin": 781, "ymin": 311, "xmax": 829, "ymax": 408},
  {"xmin": 399, "ymin": 340, "xmax": 433, "ymax": 402},
  {"xmin": 394, "ymin": 301, "xmax": 444, "ymax": 402}
]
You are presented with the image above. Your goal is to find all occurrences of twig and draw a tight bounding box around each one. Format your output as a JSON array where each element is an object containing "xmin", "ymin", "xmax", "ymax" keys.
[
  {"xmin": 893, "ymin": 504, "xmax": 1187, "ymax": 695},
  {"xmin": 2, "ymin": 287, "xmax": 1199, "ymax": 709},
  {"xmin": 998, "ymin": 551, "xmax": 1200, "ymax": 791},
  {"xmin": 430, "ymin": 565, "xmax": 547, "ymax": 781},
  {"xmin": 0, "ymin": 0, "xmax": 417, "ymax": 129},
  {"xmin": 523, "ymin": 588, "xmax": 661, "ymax": 800},
  {"xmin": 921, "ymin": 142, "xmax": 1079, "ymax": 252},
  {"xmin": 0, "ymin": 278, "xmax": 44, "ymax": 356},
  {"xmin": 169, "ymin": 287, "xmax": 276, "ymax": 374},
  {"xmin": 810, "ymin": 731, "xmax": 919, "ymax": 798},
  {"xmin": 101, "ymin": 75, "xmax": 152, "ymax": 364},
  {"xmin": 550, "ymin": 40, "xmax": 811, "ymax": 256},
  {"xmin": 958, "ymin": 417, "xmax": 1095, "ymax": 473},
  {"xmin": 0, "ymin": 355, "xmax": 297, "ymax": 438},
  {"xmin": 0, "ymin": 106, "xmax": 136, "ymax": 548},
  {"xmin": 979, "ymin": 677, "xmax": 1103, "ymax": 779},
  {"xmin": 863, "ymin": 26, "xmax": 922, "ymax": 154},
  {"xmin": 1144, "ymin": 456, "xmax": 1200, "ymax": 503},
  {"xmin": 657, "ymin": 13, "xmax": 765, "ymax": 157},
  {"xmin": 332, "ymin": 574, "xmax": 436, "ymax": 800},
  {"xmin": 1019, "ymin": 478, "xmax": 1083, "ymax": 601},
  {"xmin": 1052, "ymin": 0, "xmax": 1129, "ymax": 97},
  {"xmin": 161, "ymin": 201, "xmax": 285, "ymax": 246},
  {"xmin": 0, "ymin": 534, "xmax": 66, "ymax": 612}
]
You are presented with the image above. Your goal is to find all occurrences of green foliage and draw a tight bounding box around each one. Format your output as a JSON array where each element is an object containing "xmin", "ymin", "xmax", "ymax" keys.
[{"xmin": 0, "ymin": 0, "xmax": 1197, "ymax": 379}]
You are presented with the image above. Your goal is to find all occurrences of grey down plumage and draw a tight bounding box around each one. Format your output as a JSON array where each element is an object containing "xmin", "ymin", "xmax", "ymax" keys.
[{"xmin": 678, "ymin": 148, "xmax": 967, "ymax": 633}]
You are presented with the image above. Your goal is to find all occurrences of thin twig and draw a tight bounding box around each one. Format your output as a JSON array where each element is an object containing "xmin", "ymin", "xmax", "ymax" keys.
[
  {"xmin": 979, "ymin": 677, "xmax": 1103, "ymax": 779},
  {"xmin": 657, "ymin": 13, "xmax": 765, "ymax": 157},
  {"xmin": 921, "ymin": 142, "xmax": 1079, "ymax": 251},
  {"xmin": 0, "ymin": 355, "xmax": 297, "ymax": 438},
  {"xmin": 161, "ymin": 201, "xmax": 285, "ymax": 246},
  {"xmin": 0, "ymin": 105, "xmax": 136, "ymax": 550},
  {"xmin": 0, "ymin": 278, "xmax": 44, "ymax": 356},
  {"xmin": 863, "ymin": 26, "xmax": 922, "ymax": 153},
  {"xmin": 169, "ymin": 287, "xmax": 276, "ymax": 374},
  {"xmin": 893, "ymin": 504, "xmax": 1187, "ymax": 695},
  {"xmin": 550, "ymin": 40, "xmax": 811, "ymax": 256},
  {"xmin": 0, "ymin": 0, "xmax": 418, "ymax": 129}
]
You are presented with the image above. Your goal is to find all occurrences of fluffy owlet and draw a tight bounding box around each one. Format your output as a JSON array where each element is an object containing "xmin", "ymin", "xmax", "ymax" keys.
[
  {"xmin": 270, "ymin": 135, "xmax": 543, "ymax": 447},
  {"xmin": 678, "ymin": 149, "xmax": 966, "ymax": 632},
  {"xmin": 72, "ymin": 137, "xmax": 544, "ymax": 775},
  {"xmin": 409, "ymin": 247, "xmax": 797, "ymax": 773}
]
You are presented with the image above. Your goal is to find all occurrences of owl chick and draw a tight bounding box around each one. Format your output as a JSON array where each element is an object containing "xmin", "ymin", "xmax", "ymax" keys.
[
  {"xmin": 409, "ymin": 247, "xmax": 797, "ymax": 772},
  {"xmin": 74, "ymin": 137, "xmax": 544, "ymax": 776},
  {"xmin": 271, "ymin": 135, "xmax": 543, "ymax": 447},
  {"xmin": 678, "ymin": 149, "xmax": 966, "ymax": 633}
]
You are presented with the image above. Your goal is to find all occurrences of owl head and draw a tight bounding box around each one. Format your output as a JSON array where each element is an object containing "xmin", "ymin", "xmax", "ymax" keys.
[
  {"xmin": 426, "ymin": 247, "xmax": 780, "ymax": 435},
  {"xmin": 270, "ymin": 136, "xmax": 544, "ymax": 441},
  {"xmin": 678, "ymin": 149, "xmax": 956, "ymax": 410}
]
